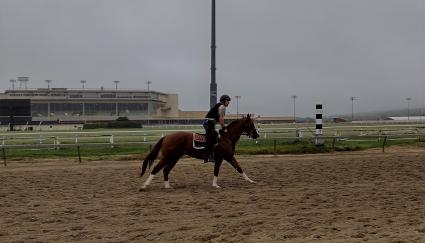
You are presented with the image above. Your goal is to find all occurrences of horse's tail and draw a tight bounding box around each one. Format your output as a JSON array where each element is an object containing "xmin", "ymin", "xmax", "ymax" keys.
[{"xmin": 140, "ymin": 137, "xmax": 164, "ymax": 177}]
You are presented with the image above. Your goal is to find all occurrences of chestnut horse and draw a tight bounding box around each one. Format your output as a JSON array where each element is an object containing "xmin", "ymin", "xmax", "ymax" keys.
[{"xmin": 139, "ymin": 114, "xmax": 259, "ymax": 189}]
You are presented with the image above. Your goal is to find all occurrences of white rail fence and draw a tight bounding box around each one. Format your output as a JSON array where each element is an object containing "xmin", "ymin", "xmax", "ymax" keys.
[{"xmin": 0, "ymin": 127, "xmax": 424, "ymax": 166}]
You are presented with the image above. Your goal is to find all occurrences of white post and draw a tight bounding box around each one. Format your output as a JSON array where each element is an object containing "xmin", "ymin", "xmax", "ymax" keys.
[
  {"xmin": 315, "ymin": 104, "xmax": 324, "ymax": 146},
  {"xmin": 109, "ymin": 135, "xmax": 114, "ymax": 148},
  {"xmin": 55, "ymin": 136, "xmax": 60, "ymax": 150}
]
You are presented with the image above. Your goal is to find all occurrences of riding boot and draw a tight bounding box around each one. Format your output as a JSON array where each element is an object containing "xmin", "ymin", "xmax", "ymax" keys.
[
  {"xmin": 203, "ymin": 140, "xmax": 214, "ymax": 163},
  {"xmin": 203, "ymin": 143, "xmax": 213, "ymax": 163}
]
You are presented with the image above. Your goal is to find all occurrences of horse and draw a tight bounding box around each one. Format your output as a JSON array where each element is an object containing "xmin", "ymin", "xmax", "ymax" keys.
[{"xmin": 139, "ymin": 114, "xmax": 259, "ymax": 189}]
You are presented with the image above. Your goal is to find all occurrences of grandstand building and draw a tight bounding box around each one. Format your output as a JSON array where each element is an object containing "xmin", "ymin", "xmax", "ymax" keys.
[
  {"xmin": 1, "ymin": 87, "xmax": 295, "ymax": 128},
  {"xmin": 0, "ymin": 88, "xmax": 179, "ymax": 122}
]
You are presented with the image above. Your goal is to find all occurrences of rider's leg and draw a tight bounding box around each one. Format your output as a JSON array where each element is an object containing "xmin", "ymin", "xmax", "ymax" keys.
[{"xmin": 203, "ymin": 120, "xmax": 216, "ymax": 161}]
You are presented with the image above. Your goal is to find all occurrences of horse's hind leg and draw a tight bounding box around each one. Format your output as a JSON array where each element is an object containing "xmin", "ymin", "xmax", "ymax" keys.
[
  {"xmin": 163, "ymin": 158, "xmax": 179, "ymax": 189},
  {"xmin": 141, "ymin": 158, "xmax": 169, "ymax": 190}
]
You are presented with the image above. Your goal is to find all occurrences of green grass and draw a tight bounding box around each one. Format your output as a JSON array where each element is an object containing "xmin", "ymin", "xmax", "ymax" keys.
[{"xmin": 1, "ymin": 137, "xmax": 423, "ymax": 161}]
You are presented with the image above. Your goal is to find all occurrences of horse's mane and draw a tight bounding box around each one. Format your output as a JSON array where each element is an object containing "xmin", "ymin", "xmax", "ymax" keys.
[{"xmin": 226, "ymin": 118, "xmax": 244, "ymax": 130}]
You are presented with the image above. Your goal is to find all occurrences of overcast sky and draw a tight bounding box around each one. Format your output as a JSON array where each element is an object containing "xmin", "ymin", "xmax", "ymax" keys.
[{"xmin": 0, "ymin": 0, "xmax": 424, "ymax": 117}]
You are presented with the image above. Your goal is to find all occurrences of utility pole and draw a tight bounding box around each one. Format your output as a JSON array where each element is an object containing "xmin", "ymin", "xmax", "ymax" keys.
[
  {"xmin": 18, "ymin": 77, "xmax": 29, "ymax": 90},
  {"xmin": 210, "ymin": 0, "xmax": 217, "ymax": 108},
  {"xmin": 406, "ymin": 97, "xmax": 412, "ymax": 120},
  {"xmin": 146, "ymin": 81, "xmax": 152, "ymax": 126},
  {"xmin": 235, "ymin": 95, "xmax": 241, "ymax": 118},
  {"xmin": 113, "ymin": 80, "xmax": 120, "ymax": 90},
  {"xmin": 45, "ymin": 80, "xmax": 52, "ymax": 90},
  {"xmin": 80, "ymin": 80, "xmax": 87, "ymax": 90},
  {"xmin": 291, "ymin": 95, "xmax": 297, "ymax": 123},
  {"xmin": 350, "ymin": 96, "xmax": 358, "ymax": 122},
  {"xmin": 113, "ymin": 81, "xmax": 120, "ymax": 117}
]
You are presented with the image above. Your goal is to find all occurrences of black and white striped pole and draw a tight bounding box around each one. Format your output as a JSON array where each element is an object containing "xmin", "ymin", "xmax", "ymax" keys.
[{"xmin": 315, "ymin": 104, "xmax": 324, "ymax": 146}]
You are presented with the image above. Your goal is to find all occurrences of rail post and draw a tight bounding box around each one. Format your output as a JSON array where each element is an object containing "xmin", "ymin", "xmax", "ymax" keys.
[
  {"xmin": 332, "ymin": 137, "xmax": 336, "ymax": 151},
  {"xmin": 2, "ymin": 147, "xmax": 6, "ymax": 167},
  {"xmin": 273, "ymin": 139, "xmax": 277, "ymax": 155},
  {"xmin": 109, "ymin": 135, "xmax": 114, "ymax": 148},
  {"xmin": 382, "ymin": 136, "xmax": 388, "ymax": 153},
  {"xmin": 77, "ymin": 145, "xmax": 82, "ymax": 163},
  {"xmin": 55, "ymin": 136, "xmax": 60, "ymax": 150}
]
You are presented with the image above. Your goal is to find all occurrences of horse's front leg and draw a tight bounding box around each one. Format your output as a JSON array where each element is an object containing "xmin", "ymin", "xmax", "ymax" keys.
[
  {"xmin": 212, "ymin": 159, "xmax": 223, "ymax": 188},
  {"xmin": 227, "ymin": 156, "xmax": 255, "ymax": 183}
]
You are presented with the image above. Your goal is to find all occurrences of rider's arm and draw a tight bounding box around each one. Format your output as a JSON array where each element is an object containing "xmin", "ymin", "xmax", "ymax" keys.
[
  {"xmin": 219, "ymin": 114, "xmax": 225, "ymax": 129},
  {"xmin": 218, "ymin": 105, "xmax": 226, "ymax": 129}
]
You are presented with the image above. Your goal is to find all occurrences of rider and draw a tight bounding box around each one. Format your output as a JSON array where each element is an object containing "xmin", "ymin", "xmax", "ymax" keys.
[{"xmin": 203, "ymin": 94, "xmax": 231, "ymax": 162}]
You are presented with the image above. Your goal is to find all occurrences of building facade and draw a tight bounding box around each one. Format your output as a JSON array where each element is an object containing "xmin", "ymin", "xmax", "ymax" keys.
[{"xmin": 0, "ymin": 88, "xmax": 179, "ymax": 122}]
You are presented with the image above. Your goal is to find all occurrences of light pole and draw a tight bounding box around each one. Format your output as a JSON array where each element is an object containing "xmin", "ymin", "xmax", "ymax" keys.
[
  {"xmin": 113, "ymin": 80, "xmax": 120, "ymax": 90},
  {"xmin": 113, "ymin": 81, "xmax": 120, "ymax": 117},
  {"xmin": 234, "ymin": 95, "xmax": 241, "ymax": 118},
  {"xmin": 45, "ymin": 80, "xmax": 52, "ymax": 90},
  {"xmin": 80, "ymin": 80, "xmax": 87, "ymax": 90},
  {"xmin": 146, "ymin": 81, "xmax": 152, "ymax": 126},
  {"xmin": 350, "ymin": 96, "xmax": 358, "ymax": 122},
  {"xmin": 406, "ymin": 97, "xmax": 412, "ymax": 120},
  {"xmin": 18, "ymin": 77, "xmax": 29, "ymax": 90},
  {"xmin": 210, "ymin": 0, "xmax": 217, "ymax": 108},
  {"xmin": 9, "ymin": 80, "xmax": 16, "ymax": 90},
  {"xmin": 291, "ymin": 95, "xmax": 297, "ymax": 123}
]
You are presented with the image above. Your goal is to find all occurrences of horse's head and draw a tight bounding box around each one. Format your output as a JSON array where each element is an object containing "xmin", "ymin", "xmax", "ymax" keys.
[{"xmin": 241, "ymin": 114, "xmax": 259, "ymax": 139}]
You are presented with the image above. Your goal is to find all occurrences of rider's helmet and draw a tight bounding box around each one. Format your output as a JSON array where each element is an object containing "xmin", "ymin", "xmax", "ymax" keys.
[{"xmin": 220, "ymin": 94, "xmax": 231, "ymax": 103}]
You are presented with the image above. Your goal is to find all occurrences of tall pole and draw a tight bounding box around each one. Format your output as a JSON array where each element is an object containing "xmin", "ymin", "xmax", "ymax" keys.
[
  {"xmin": 235, "ymin": 95, "xmax": 241, "ymax": 118},
  {"xmin": 291, "ymin": 95, "xmax": 297, "ymax": 123},
  {"xmin": 350, "ymin": 96, "xmax": 358, "ymax": 122},
  {"xmin": 210, "ymin": 0, "xmax": 217, "ymax": 108},
  {"xmin": 18, "ymin": 77, "xmax": 29, "ymax": 90},
  {"xmin": 113, "ymin": 81, "xmax": 120, "ymax": 117},
  {"xmin": 9, "ymin": 80, "xmax": 16, "ymax": 90},
  {"xmin": 146, "ymin": 80, "xmax": 152, "ymax": 126},
  {"xmin": 406, "ymin": 97, "xmax": 412, "ymax": 120},
  {"xmin": 45, "ymin": 80, "xmax": 52, "ymax": 90},
  {"xmin": 80, "ymin": 80, "xmax": 86, "ymax": 90},
  {"xmin": 113, "ymin": 80, "xmax": 120, "ymax": 90}
]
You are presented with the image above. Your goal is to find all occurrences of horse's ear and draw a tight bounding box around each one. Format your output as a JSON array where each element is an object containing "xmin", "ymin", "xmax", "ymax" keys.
[{"xmin": 247, "ymin": 113, "xmax": 251, "ymax": 118}]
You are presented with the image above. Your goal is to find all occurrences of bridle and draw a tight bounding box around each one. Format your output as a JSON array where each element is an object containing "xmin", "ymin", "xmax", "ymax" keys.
[{"xmin": 241, "ymin": 120, "xmax": 258, "ymax": 138}]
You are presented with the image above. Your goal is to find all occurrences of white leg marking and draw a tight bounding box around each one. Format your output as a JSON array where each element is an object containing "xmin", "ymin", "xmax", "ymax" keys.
[
  {"xmin": 212, "ymin": 176, "xmax": 220, "ymax": 188},
  {"xmin": 164, "ymin": 181, "xmax": 171, "ymax": 189},
  {"xmin": 141, "ymin": 174, "xmax": 155, "ymax": 189},
  {"xmin": 242, "ymin": 172, "xmax": 255, "ymax": 183}
]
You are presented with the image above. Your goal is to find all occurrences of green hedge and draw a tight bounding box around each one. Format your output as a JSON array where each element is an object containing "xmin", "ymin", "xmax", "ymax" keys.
[{"xmin": 84, "ymin": 121, "xmax": 142, "ymax": 129}]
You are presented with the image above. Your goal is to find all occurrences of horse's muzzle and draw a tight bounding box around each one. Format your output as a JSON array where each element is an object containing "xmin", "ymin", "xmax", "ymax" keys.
[{"xmin": 251, "ymin": 130, "xmax": 259, "ymax": 139}]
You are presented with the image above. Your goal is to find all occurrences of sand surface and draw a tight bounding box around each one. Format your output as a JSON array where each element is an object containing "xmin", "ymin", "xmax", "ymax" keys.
[{"xmin": 1, "ymin": 147, "xmax": 425, "ymax": 242}]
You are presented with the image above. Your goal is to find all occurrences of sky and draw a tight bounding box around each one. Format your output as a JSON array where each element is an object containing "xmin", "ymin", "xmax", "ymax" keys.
[{"xmin": 0, "ymin": 0, "xmax": 424, "ymax": 117}]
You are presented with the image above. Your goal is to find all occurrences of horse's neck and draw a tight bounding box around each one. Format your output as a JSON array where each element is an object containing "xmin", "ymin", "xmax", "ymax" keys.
[{"xmin": 224, "ymin": 121, "xmax": 244, "ymax": 143}]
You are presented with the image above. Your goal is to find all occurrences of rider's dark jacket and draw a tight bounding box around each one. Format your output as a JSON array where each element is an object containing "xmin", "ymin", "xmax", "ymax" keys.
[{"xmin": 205, "ymin": 103, "xmax": 222, "ymax": 122}]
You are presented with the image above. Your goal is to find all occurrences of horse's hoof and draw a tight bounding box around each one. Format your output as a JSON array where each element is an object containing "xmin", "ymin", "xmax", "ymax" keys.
[
  {"xmin": 212, "ymin": 185, "xmax": 221, "ymax": 189},
  {"xmin": 139, "ymin": 187, "xmax": 146, "ymax": 192}
]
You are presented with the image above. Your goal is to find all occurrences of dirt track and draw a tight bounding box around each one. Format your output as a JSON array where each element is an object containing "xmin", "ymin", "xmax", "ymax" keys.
[{"xmin": 1, "ymin": 147, "xmax": 425, "ymax": 242}]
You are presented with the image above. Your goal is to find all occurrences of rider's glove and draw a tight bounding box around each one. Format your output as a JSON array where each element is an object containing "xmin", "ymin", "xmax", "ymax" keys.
[{"xmin": 219, "ymin": 128, "xmax": 227, "ymax": 136}]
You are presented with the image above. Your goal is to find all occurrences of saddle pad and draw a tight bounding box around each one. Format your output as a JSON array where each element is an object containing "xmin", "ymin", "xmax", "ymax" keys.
[
  {"xmin": 193, "ymin": 133, "xmax": 206, "ymax": 143},
  {"xmin": 193, "ymin": 133, "xmax": 207, "ymax": 149}
]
